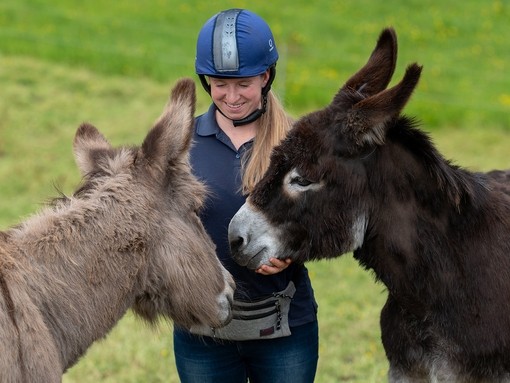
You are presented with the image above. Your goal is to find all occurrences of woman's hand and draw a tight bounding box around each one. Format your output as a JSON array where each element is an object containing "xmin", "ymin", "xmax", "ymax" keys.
[{"xmin": 255, "ymin": 258, "xmax": 292, "ymax": 275}]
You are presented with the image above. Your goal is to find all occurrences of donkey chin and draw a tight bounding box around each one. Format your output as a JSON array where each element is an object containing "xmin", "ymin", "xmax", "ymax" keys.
[{"xmin": 217, "ymin": 268, "xmax": 235, "ymax": 325}]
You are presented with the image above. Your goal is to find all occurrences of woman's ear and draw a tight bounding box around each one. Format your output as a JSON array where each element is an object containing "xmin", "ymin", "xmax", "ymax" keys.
[{"xmin": 262, "ymin": 70, "xmax": 271, "ymax": 87}]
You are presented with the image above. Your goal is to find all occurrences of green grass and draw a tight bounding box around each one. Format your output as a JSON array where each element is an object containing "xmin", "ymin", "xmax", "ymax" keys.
[
  {"xmin": 0, "ymin": 1, "xmax": 509, "ymax": 382},
  {"xmin": 1, "ymin": 0, "xmax": 509, "ymax": 125}
]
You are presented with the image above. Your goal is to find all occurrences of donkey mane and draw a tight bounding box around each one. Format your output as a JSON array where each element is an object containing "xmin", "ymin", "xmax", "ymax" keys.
[
  {"xmin": 51, "ymin": 149, "xmax": 140, "ymax": 205},
  {"xmin": 385, "ymin": 116, "xmax": 489, "ymax": 211}
]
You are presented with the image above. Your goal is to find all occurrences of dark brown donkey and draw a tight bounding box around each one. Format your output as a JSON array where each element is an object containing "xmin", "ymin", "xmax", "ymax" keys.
[
  {"xmin": 0, "ymin": 78, "xmax": 234, "ymax": 382},
  {"xmin": 229, "ymin": 28, "xmax": 510, "ymax": 382}
]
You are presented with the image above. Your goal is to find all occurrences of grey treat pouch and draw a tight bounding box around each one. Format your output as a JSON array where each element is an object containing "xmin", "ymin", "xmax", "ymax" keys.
[{"xmin": 190, "ymin": 281, "xmax": 296, "ymax": 340}]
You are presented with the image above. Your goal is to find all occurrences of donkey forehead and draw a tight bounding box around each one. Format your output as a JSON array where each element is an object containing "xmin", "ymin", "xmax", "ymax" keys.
[
  {"xmin": 275, "ymin": 126, "xmax": 338, "ymax": 174},
  {"xmin": 92, "ymin": 147, "xmax": 137, "ymax": 175}
]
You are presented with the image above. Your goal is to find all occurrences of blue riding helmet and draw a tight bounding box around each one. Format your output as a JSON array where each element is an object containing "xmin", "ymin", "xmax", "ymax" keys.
[
  {"xmin": 195, "ymin": 9, "xmax": 279, "ymax": 126},
  {"xmin": 196, "ymin": 8, "xmax": 279, "ymax": 78}
]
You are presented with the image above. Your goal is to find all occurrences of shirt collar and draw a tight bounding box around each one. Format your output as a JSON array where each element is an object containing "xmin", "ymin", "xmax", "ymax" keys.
[
  {"xmin": 196, "ymin": 104, "xmax": 221, "ymax": 137},
  {"xmin": 196, "ymin": 103, "xmax": 254, "ymax": 152}
]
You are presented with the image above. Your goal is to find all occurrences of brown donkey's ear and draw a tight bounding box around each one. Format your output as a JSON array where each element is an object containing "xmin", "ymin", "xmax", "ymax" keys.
[
  {"xmin": 141, "ymin": 78, "xmax": 196, "ymax": 176},
  {"xmin": 73, "ymin": 123, "xmax": 112, "ymax": 176},
  {"xmin": 344, "ymin": 63, "xmax": 423, "ymax": 147},
  {"xmin": 342, "ymin": 27, "xmax": 398, "ymax": 97}
]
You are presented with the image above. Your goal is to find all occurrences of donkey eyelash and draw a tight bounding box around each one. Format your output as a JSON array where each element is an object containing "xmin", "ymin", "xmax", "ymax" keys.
[{"xmin": 290, "ymin": 176, "xmax": 313, "ymax": 187}]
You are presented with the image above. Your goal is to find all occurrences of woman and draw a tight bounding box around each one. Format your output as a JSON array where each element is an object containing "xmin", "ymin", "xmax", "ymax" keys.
[{"xmin": 173, "ymin": 9, "xmax": 319, "ymax": 383}]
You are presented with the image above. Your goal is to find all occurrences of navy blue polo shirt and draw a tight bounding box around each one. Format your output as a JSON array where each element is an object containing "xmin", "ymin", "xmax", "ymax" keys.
[{"xmin": 190, "ymin": 104, "xmax": 317, "ymax": 327}]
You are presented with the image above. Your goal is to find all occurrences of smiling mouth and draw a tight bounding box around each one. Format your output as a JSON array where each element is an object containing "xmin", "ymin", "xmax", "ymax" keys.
[{"xmin": 225, "ymin": 105, "xmax": 244, "ymax": 115}]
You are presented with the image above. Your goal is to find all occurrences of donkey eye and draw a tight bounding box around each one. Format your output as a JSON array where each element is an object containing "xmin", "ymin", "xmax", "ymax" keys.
[
  {"xmin": 291, "ymin": 176, "xmax": 312, "ymax": 187},
  {"xmin": 284, "ymin": 168, "xmax": 323, "ymax": 195}
]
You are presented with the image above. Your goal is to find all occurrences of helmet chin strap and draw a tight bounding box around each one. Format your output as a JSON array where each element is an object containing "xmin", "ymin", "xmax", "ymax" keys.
[
  {"xmin": 214, "ymin": 93, "xmax": 268, "ymax": 127},
  {"xmin": 198, "ymin": 66, "xmax": 276, "ymax": 127}
]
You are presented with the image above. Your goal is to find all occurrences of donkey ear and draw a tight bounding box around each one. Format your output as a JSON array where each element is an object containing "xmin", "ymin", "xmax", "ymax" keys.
[
  {"xmin": 342, "ymin": 27, "xmax": 398, "ymax": 97},
  {"xmin": 344, "ymin": 63, "xmax": 422, "ymax": 147},
  {"xmin": 73, "ymin": 123, "xmax": 112, "ymax": 175},
  {"xmin": 141, "ymin": 78, "xmax": 196, "ymax": 175}
]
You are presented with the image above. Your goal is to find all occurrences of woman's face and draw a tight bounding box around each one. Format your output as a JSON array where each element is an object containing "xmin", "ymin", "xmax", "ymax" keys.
[{"xmin": 209, "ymin": 71, "xmax": 269, "ymax": 121}]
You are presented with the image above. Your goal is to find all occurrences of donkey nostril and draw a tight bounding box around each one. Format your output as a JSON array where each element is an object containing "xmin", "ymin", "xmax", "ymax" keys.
[{"xmin": 229, "ymin": 236, "xmax": 244, "ymax": 253}]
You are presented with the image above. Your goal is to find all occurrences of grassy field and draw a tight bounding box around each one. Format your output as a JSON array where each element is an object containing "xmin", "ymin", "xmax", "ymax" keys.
[{"xmin": 0, "ymin": 1, "xmax": 509, "ymax": 382}]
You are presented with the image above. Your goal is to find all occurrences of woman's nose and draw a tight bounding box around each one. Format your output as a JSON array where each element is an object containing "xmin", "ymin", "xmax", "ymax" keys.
[{"xmin": 224, "ymin": 86, "xmax": 239, "ymax": 102}]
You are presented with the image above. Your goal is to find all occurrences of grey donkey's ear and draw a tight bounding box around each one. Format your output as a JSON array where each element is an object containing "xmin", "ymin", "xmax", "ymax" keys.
[
  {"xmin": 73, "ymin": 123, "xmax": 112, "ymax": 176},
  {"xmin": 141, "ymin": 78, "xmax": 196, "ymax": 176}
]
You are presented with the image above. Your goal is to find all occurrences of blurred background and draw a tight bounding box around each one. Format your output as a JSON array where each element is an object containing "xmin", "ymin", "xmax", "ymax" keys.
[{"xmin": 0, "ymin": 1, "xmax": 508, "ymax": 382}]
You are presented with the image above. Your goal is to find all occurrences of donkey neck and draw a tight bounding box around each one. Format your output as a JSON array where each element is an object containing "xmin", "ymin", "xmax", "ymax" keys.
[{"xmin": 11, "ymin": 198, "xmax": 150, "ymax": 369}]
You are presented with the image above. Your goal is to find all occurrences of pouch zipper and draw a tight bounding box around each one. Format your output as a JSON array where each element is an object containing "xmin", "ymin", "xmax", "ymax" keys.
[{"xmin": 233, "ymin": 307, "xmax": 278, "ymax": 321}]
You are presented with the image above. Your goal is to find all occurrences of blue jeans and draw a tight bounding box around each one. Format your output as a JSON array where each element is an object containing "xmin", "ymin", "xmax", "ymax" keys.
[{"xmin": 173, "ymin": 321, "xmax": 319, "ymax": 383}]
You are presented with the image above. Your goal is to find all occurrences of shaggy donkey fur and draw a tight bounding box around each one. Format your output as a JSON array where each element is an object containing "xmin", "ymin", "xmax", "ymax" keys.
[
  {"xmin": 0, "ymin": 78, "xmax": 234, "ymax": 382},
  {"xmin": 229, "ymin": 29, "xmax": 510, "ymax": 382}
]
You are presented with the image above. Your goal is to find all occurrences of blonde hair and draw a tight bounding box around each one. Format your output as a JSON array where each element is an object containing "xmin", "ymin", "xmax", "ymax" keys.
[{"xmin": 241, "ymin": 91, "xmax": 293, "ymax": 194}]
